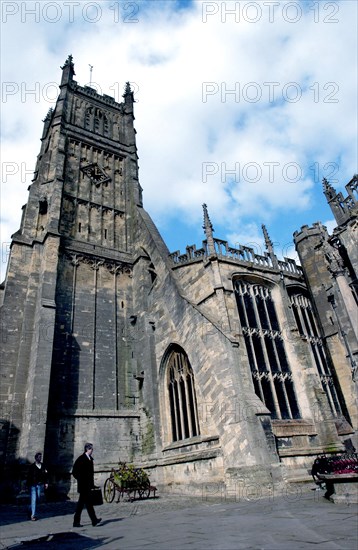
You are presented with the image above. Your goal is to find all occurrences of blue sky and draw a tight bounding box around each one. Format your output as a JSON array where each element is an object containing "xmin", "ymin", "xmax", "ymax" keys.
[{"xmin": 1, "ymin": 0, "xmax": 357, "ymax": 279}]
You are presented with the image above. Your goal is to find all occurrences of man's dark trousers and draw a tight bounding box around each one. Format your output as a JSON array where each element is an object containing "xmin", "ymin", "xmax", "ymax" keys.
[{"xmin": 74, "ymin": 489, "xmax": 96, "ymax": 525}]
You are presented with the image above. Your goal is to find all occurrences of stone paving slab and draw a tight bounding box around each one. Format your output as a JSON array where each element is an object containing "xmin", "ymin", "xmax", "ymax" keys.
[{"xmin": 0, "ymin": 489, "xmax": 357, "ymax": 549}]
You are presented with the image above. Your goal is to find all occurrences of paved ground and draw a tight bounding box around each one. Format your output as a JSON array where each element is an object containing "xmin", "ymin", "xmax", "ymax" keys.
[{"xmin": 0, "ymin": 487, "xmax": 357, "ymax": 549}]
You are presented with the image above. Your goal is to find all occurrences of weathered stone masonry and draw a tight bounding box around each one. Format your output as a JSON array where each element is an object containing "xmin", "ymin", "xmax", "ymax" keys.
[{"xmin": 0, "ymin": 57, "xmax": 357, "ymax": 499}]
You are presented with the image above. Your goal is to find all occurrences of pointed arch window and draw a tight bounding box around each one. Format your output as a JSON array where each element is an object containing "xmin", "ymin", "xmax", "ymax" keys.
[
  {"xmin": 235, "ymin": 280, "xmax": 301, "ymax": 420},
  {"xmin": 166, "ymin": 347, "xmax": 200, "ymax": 442},
  {"xmin": 85, "ymin": 106, "xmax": 92, "ymax": 130},
  {"xmin": 84, "ymin": 106, "xmax": 111, "ymax": 137},
  {"xmin": 290, "ymin": 292, "xmax": 345, "ymax": 417},
  {"xmin": 103, "ymin": 115, "xmax": 109, "ymax": 136}
]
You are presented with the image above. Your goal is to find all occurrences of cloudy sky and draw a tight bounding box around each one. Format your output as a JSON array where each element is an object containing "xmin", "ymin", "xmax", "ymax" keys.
[{"xmin": 1, "ymin": 0, "xmax": 357, "ymax": 280}]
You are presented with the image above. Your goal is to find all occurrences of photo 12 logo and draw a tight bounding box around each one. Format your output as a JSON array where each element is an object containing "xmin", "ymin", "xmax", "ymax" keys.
[
  {"xmin": 201, "ymin": 2, "xmax": 340, "ymax": 24},
  {"xmin": 202, "ymin": 82, "xmax": 339, "ymax": 104},
  {"xmin": 1, "ymin": 2, "xmax": 140, "ymax": 24},
  {"xmin": 201, "ymin": 161, "xmax": 339, "ymax": 184}
]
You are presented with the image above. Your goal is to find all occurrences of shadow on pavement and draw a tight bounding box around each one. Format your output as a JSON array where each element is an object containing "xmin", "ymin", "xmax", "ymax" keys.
[
  {"xmin": 5, "ymin": 531, "xmax": 119, "ymax": 549},
  {"xmin": 0, "ymin": 501, "xmax": 77, "ymax": 527}
]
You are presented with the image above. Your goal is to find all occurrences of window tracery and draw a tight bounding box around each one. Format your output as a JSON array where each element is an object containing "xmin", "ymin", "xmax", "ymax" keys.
[
  {"xmin": 84, "ymin": 106, "xmax": 110, "ymax": 137},
  {"xmin": 166, "ymin": 347, "xmax": 200, "ymax": 442},
  {"xmin": 290, "ymin": 292, "xmax": 343, "ymax": 416},
  {"xmin": 235, "ymin": 280, "xmax": 300, "ymax": 419}
]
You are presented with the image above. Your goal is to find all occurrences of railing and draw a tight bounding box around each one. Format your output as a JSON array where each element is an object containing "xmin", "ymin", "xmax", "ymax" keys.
[
  {"xmin": 169, "ymin": 238, "xmax": 303, "ymax": 276},
  {"xmin": 278, "ymin": 258, "xmax": 303, "ymax": 275}
]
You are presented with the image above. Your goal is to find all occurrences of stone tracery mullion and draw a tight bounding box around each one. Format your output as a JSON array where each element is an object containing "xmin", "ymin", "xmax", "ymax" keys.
[
  {"xmin": 173, "ymin": 377, "xmax": 182, "ymax": 440},
  {"xmin": 183, "ymin": 357, "xmax": 196, "ymax": 437},
  {"xmin": 182, "ymin": 357, "xmax": 193, "ymax": 438},
  {"xmin": 175, "ymin": 356, "xmax": 186, "ymax": 439},
  {"xmin": 188, "ymin": 372, "xmax": 199, "ymax": 437},
  {"xmin": 179, "ymin": 375, "xmax": 189, "ymax": 438},
  {"xmin": 293, "ymin": 295, "xmax": 306, "ymax": 337},
  {"xmin": 170, "ymin": 355, "xmax": 181, "ymax": 441},
  {"xmin": 251, "ymin": 285, "xmax": 281, "ymax": 419},
  {"xmin": 168, "ymin": 379, "xmax": 178, "ymax": 441},
  {"xmin": 262, "ymin": 289, "xmax": 293, "ymax": 418}
]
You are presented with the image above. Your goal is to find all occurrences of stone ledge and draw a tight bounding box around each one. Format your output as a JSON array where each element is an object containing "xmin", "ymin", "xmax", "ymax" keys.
[
  {"xmin": 156, "ymin": 448, "xmax": 222, "ymax": 467},
  {"xmin": 42, "ymin": 298, "xmax": 56, "ymax": 308},
  {"xmin": 272, "ymin": 419, "xmax": 317, "ymax": 437},
  {"xmin": 163, "ymin": 434, "xmax": 220, "ymax": 452},
  {"xmin": 278, "ymin": 444, "xmax": 343, "ymax": 457},
  {"xmin": 63, "ymin": 409, "xmax": 140, "ymax": 418},
  {"xmin": 61, "ymin": 237, "xmax": 132, "ymax": 263}
]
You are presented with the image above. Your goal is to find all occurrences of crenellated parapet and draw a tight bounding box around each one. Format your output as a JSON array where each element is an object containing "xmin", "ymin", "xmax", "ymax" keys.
[
  {"xmin": 169, "ymin": 237, "xmax": 303, "ymax": 276},
  {"xmin": 294, "ymin": 220, "xmax": 328, "ymax": 240},
  {"xmin": 75, "ymin": 84, "xmax": 124, "ymax": 108}
]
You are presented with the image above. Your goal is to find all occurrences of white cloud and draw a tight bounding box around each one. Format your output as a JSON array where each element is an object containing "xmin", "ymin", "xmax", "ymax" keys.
[
  {"xmin": 1, "ymin": 0, "xmax": 357, "ymax": 280},
  {"xmin": 323, "ymin": 219, "xmax": 338, "ymax": 236}
]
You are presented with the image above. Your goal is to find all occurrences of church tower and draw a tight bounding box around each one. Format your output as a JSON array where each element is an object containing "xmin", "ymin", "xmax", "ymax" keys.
[{"xmin": 0, "ymin": 56, "xmax": 156, "ymax": 491}]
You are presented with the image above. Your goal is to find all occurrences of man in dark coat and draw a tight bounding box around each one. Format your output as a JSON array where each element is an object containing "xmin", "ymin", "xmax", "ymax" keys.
[
  {"xmin": 72, "ymin": 443, "xmax": 101, "ymax": 527},
  {"xmin": 27, "ymin": 452, "xmax": 48, "ymax": 520}
]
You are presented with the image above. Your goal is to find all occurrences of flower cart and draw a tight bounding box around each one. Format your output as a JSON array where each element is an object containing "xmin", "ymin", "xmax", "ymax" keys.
[{"xmin": 104, "ymin": 462, "xmax": 156, "ymax": 503}]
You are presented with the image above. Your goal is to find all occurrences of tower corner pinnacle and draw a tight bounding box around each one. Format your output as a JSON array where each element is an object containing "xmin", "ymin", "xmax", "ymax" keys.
[
  {"xmin": 322, "ymin": 177, "xmax": 337, "ymax": 198},
  {"xmin": 60, "ymin": 54, "xmax": 75, "ymax": 86},
  {"xmin": 262, "ymin": 224, "xmax": 278, "ymax": 269},
  {"xmin": 202, "ymin": 203, "xmax": 216, "ymax": 256},
  {"xmin": 123, "ymin": 82, "xmax": 134, "ymax": 104}
]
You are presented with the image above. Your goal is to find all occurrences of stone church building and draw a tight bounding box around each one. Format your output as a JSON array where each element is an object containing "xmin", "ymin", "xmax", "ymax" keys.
[{"xmin": 1, "ymin": 57, "xmax": 357, "ymax": 499}]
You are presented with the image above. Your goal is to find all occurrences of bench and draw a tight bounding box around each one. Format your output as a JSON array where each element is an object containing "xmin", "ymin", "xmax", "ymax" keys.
[{"xmin": 311, "ymin": 453, "xmax": 358, "ymax": 503}]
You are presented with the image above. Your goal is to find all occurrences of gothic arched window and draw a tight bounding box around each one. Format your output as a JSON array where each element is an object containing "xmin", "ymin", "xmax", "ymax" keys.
[
  {"xmin": 290, "ymin": 291, "xmax": 345, "ymax": 417},
  {"xmin": 166, "ymin": 347, "xmax": 200, "ymax": 442},
  {"xmin": 84, "ymin": 106, "xmax": 93, "ymax": 130},
  {"xmin": 234, "ymin": 280, "xmax": 301, "ymax": 420},
  {"xmin": 84, "ymin": 106, "xmax": 111, "ymax": 137},
  {"xmin": 103, "ymin": 115, "xmax": 109, "ymax": 136}
]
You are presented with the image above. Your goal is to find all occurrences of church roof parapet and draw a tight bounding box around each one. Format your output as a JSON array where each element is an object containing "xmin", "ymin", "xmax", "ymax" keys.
[
  {"xmin": 170, "ymin": 203, "xmax": 302, "ymax": 275},
  {"xmin": 169, "ymin": 237, "xmax": 303, "ymax": 276},
  {"xmin": 74, "ymin": 83, "xmax": 124, "ymax": 109}
]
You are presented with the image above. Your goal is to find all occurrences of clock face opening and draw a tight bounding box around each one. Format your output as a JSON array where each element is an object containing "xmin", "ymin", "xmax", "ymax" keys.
[{"xmin": 81, "ymin": 162, "xmax": 111, "ymax": 187}]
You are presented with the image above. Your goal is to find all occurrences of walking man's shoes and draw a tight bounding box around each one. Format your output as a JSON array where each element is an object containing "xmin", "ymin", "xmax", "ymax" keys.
[
  {"xmin": 92, "ymin": 518, "xmax": 102, "ymax": 526},
  {"xmin": 73, "ymin": 523, "xmax": 83, "ymax": 527}
]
